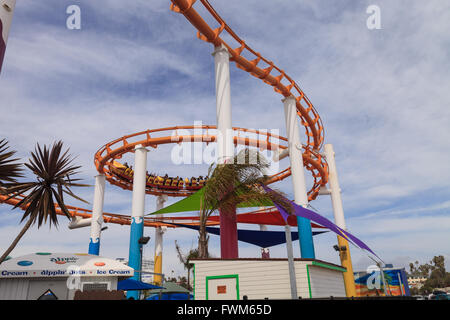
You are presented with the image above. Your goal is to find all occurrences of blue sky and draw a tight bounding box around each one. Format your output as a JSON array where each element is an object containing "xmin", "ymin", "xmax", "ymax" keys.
[{"xmin": 1, "ymin": 0, "xmax": 449, "ymax": 278}]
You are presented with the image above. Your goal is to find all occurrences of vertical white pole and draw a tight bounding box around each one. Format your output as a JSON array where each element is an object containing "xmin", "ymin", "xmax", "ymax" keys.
[
  {"xmin": 283, "ymin": 96, "xmax": 315, "ymax": 258},
  {"xmin": 283, "ymin": 96, "xmax": 309, "ymax": 206},
  {"xmin": 212, "ymin": 44, "xmax": 234, "ymax": 164},
  {"xmin": 88, "ymin": 174, "xmax": 105, "ymax": 255},
  {"xmin": 323, "ymin": 143, "xmax": 356, "ymax": 297},
  {"xmin": 0, "ymin": 0, "xmax": 17, "ymax": 74},
  {"xmin": 212, "ymin": 44, "xmax": 238, "ymax": 259},
  {"xmin": 131, "ymin": 144, "xmax": 148, "ymax": 223},
  {"xmin": 285, "ymin": 224, "xmax": 298, "ymax": 299},
  {"xmin": 127, "ymin": 144, "xmax": 148, "ymax": 300},
  {"xmin": 154, "ymin": 194, "xmax": 167, "ymax": 285},
  {"xmin": 323, "ymin": 144, "xmax": 346, "ymax": 229}
]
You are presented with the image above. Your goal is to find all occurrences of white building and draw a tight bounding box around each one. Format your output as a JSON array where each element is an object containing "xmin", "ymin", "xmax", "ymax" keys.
[{"xmin": 192, "ymin": 258, "xmax": 346, "ymax": 300}]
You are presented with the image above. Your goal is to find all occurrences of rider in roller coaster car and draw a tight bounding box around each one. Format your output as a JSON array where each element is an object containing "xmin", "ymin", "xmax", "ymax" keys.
[
  {"xmin": 198, "ymin": 176, "xmax": 205, "ymax": 187},
  {"xmin": 154, "ymin": 175, "xmax": 163, "ymax": 186},
  {"xmin": 164, "ymin": 174, "xmax": 171, "ymax": 187},
  {"xmin": 172, "ymin": 176, "xmax": 180, "ymax": 187},
  {"xmin": 147, "ymin": 173, "xmax": 155, "ymax": 185}
]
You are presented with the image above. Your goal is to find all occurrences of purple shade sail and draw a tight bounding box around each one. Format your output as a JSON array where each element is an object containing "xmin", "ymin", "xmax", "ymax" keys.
[
  {"xmin": 263, "ymin": 185, "xmax": 380, "ymax": 260},
  {"xmin": 0, "ymin": 19, "xmax": 6, "ymax": 74}
]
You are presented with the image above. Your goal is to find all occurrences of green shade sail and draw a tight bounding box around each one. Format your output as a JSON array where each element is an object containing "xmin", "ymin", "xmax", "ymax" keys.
[{"xmin": 147, "ymin": 188, "xmax": 273, "ymax": 215}]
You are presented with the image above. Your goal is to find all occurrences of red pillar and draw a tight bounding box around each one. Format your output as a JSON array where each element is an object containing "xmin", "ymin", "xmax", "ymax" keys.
[{"xmin": 219, "ymin": 206, "xmax": 238, "ymax": 258}]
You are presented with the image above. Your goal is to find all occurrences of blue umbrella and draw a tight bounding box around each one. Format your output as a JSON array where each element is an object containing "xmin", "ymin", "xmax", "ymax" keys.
[{"xmin": 118, "ymin": 278, "xmax": 164, "ymax": 291}]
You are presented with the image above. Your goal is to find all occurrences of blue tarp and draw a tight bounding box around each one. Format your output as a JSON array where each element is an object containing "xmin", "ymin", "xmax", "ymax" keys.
[
  {"xmin": 163, "ymin": 222, "xmax": 328, "ymax": 248},
  {"xmin": 118, "ymin": 278, "xmax": 164, "ymax": 291}
]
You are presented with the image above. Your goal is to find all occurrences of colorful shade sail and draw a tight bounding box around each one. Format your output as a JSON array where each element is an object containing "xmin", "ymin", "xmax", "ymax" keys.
[
  {"xmin": 148, "ymin": 211, "xmax": 326, "ymax": 228},
  {"xmin": 262, "ymin": 185, "xmax": 380, "ymax": 259},
  {"xmin": 164, "ymin": 222, "xmax": 328, "ymax": 248},
  {"xmin": 147, "ymin": 187, "xmax": 273, "ymax": 216}
]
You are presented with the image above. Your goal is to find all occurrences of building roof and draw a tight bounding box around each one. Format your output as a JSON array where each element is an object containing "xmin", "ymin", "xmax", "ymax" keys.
[
  {"xmin": 191, "ymin": 258, "xmax": 346, "ymax": 271},
  {"xmin": 146, "ymin": 281, "xmax": 190, "ymax": 294},
  {"xmin": 0, "ymin": 252, "xmax": 134, "ymax": 278}
]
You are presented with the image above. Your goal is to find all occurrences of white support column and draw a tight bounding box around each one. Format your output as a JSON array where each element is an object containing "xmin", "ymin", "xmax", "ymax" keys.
[
  {"xmin": 323, "ymin": 144, "xmax": 346, "ymax": 229},
  {"xmin": 88, "ymin": 174, "xmax": 106, "ymax": 255},
  {"xmin": 154, "ymin": 194, "xmax": 168, "ymax": 285},
  {"xmin": 213, "ymin": 44, "xmax": 238, "ymax": 259},
  {"xmin": 283, "ymin": 96, "xmax": 308, "ymax": 206},
  {"xmin": 323, "ymin": 143, "xmax": 357, "ymax": 297},
  {"xmin": 212, "ymin": 44, "xmax": 234, "ymax": 164},
  {"xmin": 131, "ymin": 144, "xmax": 148, "ymax": 222},
  {"xmin": 283, "ymin": 96, "xmax": 315, "ymax": 258},
  {"xmin": 127, "ymin": 144, "xmax": 148, "ymax": 299},
  {"xmin": 0, "ymin": 0, "xmax": 17, "ymax": 74}
]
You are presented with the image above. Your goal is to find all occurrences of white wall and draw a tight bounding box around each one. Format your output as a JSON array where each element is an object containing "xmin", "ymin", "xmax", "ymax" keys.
[
  {"xmin": 0, "ymin": 279, "xmax": 29, "ymax": 300},
  {"xmin": 194, "ymin": 259, "xmax": 346, "ymax": 300},
  {"xmin": 0, "ymin": 276, "xmax": 119, "ymax": 300},
  {"xmin": 308, "ymin": 265, "xmax": 346, "ymax": 298}
]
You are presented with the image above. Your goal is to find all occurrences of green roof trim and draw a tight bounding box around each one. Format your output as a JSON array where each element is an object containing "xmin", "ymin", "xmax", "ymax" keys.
[{"xmin": 311, "ymin": 261, "xmax": 346, "ymax": 272}]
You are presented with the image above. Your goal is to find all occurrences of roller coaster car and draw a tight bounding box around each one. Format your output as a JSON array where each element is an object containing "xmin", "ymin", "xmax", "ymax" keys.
[
  {"xmin": 111, "ymin": 162, "xmax": 133, "ymax": 182},
  {"xmin": 147, "ymin": 175, "xmax": 155, "ymax": 184},
  {"xmin": 185, "ymin": 178, "xmax": 201, "ymax": 190},
  {"xmin": 162, "ymin": 179, "xmax": 178, "ymax": 190},
  {"xmin": 111, "ymin": 161, "xmax": 205, "ymax": 191},
  {"xmin": 171, "ymin": 177, "xmax": 180, "ymax": 187},
  {"xmin": 153, "ymin": 176, "xmax": 164, "ymax": 186}
]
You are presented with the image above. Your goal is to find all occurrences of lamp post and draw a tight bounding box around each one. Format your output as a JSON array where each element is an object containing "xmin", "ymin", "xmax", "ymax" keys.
[{"xmin": 138, "ymin": 236, "xmax": 150, "ymax": 300}]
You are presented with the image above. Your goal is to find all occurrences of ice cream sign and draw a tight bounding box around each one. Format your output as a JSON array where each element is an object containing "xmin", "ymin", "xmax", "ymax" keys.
[{"xmin": 0, "ymin": 253, "xmax": 134, "ymax": 278}]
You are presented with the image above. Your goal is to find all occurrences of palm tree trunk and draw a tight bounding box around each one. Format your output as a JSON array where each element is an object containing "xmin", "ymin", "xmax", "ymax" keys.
[
  {"xmin": 198, "ymin": 224, "xmax": 209, "ymax": 259},
  {"xmin": 0, "ymin": 218, "xmax": 33, "ymax": 264}
]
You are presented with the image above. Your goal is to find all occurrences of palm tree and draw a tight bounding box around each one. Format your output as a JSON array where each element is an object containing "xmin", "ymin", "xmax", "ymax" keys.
[
  {"xmin": 0, "ymin": 141, "xmax": 89, "ymax": 264},
  {"xmin": 0, "ymin": 139, "xmax": 23, "ymax": 193},
  {"xmin": 198, "ymin": 148, "xmax": 292, "ymax": 258},
  {"xmin": 175, "ymin": 240, "xmax": 203, "ymax": 291}
]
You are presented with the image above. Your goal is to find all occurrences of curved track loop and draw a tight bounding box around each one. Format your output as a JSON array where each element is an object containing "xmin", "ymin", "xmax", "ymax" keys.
[
  {"xmin": 94, "ymin": 125, "xmax": 327, "ymax": 200},
  {"xmin": 170, "ymin": 0, "xmax": 325, "ymax": 151}
]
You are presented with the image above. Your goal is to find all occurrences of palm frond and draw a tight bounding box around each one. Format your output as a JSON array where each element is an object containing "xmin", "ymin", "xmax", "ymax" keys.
[
  {"xmin": 0, "ymin": 139, "xmax": 24, "ymax": 186},
  {"xmin": 6, "ymin": 141, "xmax": 88, "ymax": 228}
]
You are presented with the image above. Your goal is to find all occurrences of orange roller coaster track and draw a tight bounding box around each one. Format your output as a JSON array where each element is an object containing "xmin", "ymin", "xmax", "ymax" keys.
[
  {"xmin": 170, "ymin": 0, "xmax": 325, "ymax": 151},
  {"xmin": 94, "ymin": 125, "xmax": 327, "ymax": 200}
]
